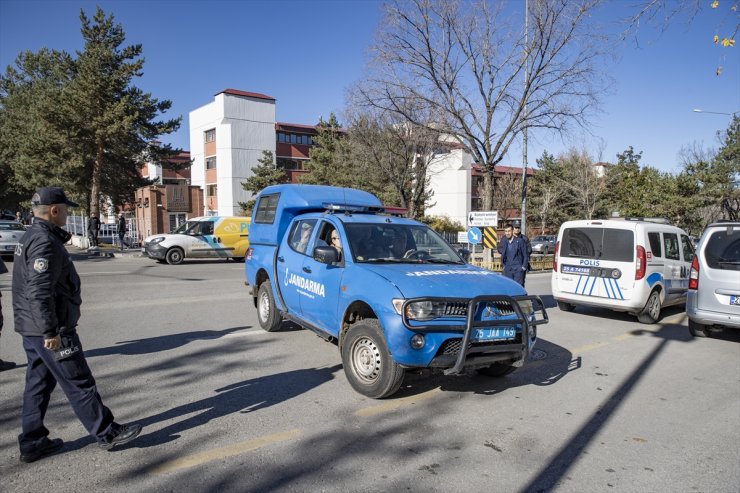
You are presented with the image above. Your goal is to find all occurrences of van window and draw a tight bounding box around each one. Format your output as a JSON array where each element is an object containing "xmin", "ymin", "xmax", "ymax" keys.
[
  {"xmin": 704, "ymin": 229, "xmax": 740, "ymax": 271},
  {"xmin": 681, "ymin": 235, "xmax": 694, "ymax": 261},
  {"xmin": 647, "ymin": 232, "xmax": 662, "ymax": 257},
  {"xmin": 664, "ymin": 233, "xmax": 680, "ymax": 260},
  {"xmin": 561, "ymin": 228, "xmax": 634, "ymax": 262},
  {"xmin": 254, "ymin": 193, "xmax": 280, "ymax": 224}
]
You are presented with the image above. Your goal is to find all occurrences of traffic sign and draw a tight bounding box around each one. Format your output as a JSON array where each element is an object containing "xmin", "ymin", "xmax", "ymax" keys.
[
  {"xmin": 467, "ymin": 227, "xmax": 481, "ymax": 245},
  {"xmin": 482, "ymin": 227, "xmax": 498, "ymax": 249},
  {"xmin": 457, "ymin": 231, "xmax": 468, "ymax": 244},
  {"xmin": 468, "ymin": 211, "xmax": 498, "ymax": 227}
]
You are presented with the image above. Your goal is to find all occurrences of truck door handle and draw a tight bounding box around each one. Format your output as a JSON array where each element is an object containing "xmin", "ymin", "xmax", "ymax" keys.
[
  {"xmin": 277, "ymin": 256, "xmax": 285, "ymax": 263},
  {"xmin": 303, "ymin": 266, "xmax": 312, "ymax": 273}
]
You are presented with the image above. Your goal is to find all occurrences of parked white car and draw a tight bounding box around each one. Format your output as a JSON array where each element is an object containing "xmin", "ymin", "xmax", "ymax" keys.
[{"xmin": 0, "ymin": 220, "xmax": 26, "ymax": 258}]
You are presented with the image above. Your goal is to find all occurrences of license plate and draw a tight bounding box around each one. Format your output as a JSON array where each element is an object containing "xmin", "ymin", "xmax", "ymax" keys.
[
  {"xmin": 562, "ymin": 265, "xmax": 591, "ymax": 275},
  {"xmin": 471, "ymin": 327, "xmax": 516, "ymax": 342},
  {"xmin": 731, "ymin": 296, "xmax": 740, "ymax": 306}
]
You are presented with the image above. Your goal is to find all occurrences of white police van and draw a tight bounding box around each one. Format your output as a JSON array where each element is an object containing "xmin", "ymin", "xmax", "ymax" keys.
[{"xmin": 551, "ymin": 218, "xmax": 694, "ymax": 323}]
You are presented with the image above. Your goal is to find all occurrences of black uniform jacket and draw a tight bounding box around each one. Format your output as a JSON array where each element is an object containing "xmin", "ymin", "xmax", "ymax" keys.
[{"xmin": 12, "ymin": 219, "xmax": 81, "ymax": 338}]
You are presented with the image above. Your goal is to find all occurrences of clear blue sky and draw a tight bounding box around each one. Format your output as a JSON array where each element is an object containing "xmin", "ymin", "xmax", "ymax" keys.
[{"xmin": 1, "ymin": 0, "xmax": 738, "ymax": 174}]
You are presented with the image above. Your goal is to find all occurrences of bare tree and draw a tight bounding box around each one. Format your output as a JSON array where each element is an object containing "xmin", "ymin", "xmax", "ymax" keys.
[
  {"xmin": 556, "ymin": 148, "xmax": 606, "ymax": 220},
  {"xmin": 357, "ymin": 0, "xmax": 608, "ymax": 210},
  {"xmin": 491, "ymin": 172, "xmax": 521, "ymax": 211}
]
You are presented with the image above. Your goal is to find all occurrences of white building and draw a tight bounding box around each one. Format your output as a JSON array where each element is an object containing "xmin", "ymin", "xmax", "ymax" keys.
[
  {"xmin": 425, "ymin": 147, "xmax": 473, "ymax": 226},
  {"xmin": 189, "ymin": 89, "xmax": 277, "ymax": 216}
]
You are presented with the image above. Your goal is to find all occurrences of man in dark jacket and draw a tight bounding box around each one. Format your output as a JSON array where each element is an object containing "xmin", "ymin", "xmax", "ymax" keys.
[
  {"xmin": 87, "ymin": 214, "xmax": 100, "ymax": 248},
  {"xmin": 0, "ymin": 258, "xmax": 16, "ymax": 371},
  {"xmin": 13, "ymin": 187, "xmax": 142, "ymax": 463},
  {"xmin": 512, "ymin": 220, "xmax": 532, "ymax": 285},
  {"xmin": 497, "ymin": 223, "xmax": 529, "ymax": 286},
  {"xmin": 117, "ymin": 214, "xmax": 130, "ymax": 251}
]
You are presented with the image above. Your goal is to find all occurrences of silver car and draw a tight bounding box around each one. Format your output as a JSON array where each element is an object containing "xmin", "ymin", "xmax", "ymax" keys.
[
  {"xmin": 687, "ymin": 221, "xmax": 740, "ymax": 337},
  {"xmin": 530, "ymin": 234, "xmax": 556, "ymax": 254},
  {"xmin": 0, "ymin": 220, "xmax": 26, "ymax": 258}
]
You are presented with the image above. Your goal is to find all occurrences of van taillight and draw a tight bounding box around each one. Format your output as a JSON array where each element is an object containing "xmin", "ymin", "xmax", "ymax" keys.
[
  {"xmin": 553, "ymin": 241, "xmax": 559, "ymax": 272},
  {"xmin": 635, "ymin": 246, "xmax": 646, "ymax": 280},
  {"xmin": 688, "ymin": 255, "xmax": 699, "ymax": 290}
]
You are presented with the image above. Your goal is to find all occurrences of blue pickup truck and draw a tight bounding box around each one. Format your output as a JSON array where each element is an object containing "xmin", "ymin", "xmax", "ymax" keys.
[{"xmin": 245, "ymin": 185, "xmax": 548, "ymax": 398}]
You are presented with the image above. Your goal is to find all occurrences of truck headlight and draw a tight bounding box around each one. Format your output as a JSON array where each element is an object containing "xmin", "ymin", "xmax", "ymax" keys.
[{"xmin": 393, "ymin": 299, "xmax": 446, "ymax": 321}]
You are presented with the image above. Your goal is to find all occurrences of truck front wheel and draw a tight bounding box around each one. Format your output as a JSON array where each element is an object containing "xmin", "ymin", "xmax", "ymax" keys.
[
  {"xmin": 257, "ymin": 281, "xmax": 282, "ymax": 332},
  {"xmin": 341, "ymin": 320, "xmax": 405, "ymax": 399}
]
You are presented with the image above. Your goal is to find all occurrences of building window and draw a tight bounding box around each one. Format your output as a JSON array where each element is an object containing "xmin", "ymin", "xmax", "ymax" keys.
[
  {"xmin": 207, "ymin": 184, "xmax": 217, "ymax": 197},
  {"xmin": 205, "ymin": 129, "xmax": 216, "ymax": 143},
  {"xmin": 277, "ymin": 158, "xmax": 308, "ymax": 171},
  {"xmin": 206, "ymin": 157, "xmax": 217, "ymax": 170}
]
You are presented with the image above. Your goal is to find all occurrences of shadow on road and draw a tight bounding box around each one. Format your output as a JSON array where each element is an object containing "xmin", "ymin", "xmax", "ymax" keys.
[
  {"xmin": 84, "ymin": 326, "xmax": 249, "ymax": 357},
  {"xmin": 127, "ymin": 364, "xmax": 342, "ymax": 448}
]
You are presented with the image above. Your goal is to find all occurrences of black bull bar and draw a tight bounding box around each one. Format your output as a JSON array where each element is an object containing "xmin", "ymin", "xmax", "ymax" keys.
[{"xmin": 401, "ymin": 295, "xmax": 548, "ymax": 375}]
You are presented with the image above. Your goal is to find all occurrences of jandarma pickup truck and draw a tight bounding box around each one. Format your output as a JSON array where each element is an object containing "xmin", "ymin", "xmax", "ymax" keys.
[{"xmin": 244, "ymin": 185, "xmax": 548, "ymax": 398}]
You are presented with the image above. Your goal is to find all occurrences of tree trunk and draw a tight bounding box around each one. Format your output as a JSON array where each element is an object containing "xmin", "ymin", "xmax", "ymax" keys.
[
  {"xmin": 90, "ymin": 143, "xmax": 104, "ymax": 217},
  {"xmin": 480, "ymin": 169, "xmax": 495, "ymax": 211}
]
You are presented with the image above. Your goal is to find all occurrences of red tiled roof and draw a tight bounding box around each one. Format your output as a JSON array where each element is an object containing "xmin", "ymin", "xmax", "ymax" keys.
[{"xmin": 217, "ymin": 89, "xmax": 276, "ymax": 101}]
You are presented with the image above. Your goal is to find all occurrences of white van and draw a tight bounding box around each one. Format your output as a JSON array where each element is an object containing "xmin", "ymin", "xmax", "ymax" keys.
[{"xmin": 551, "ymin": 218, "xmax": 694, "ymax": 323}]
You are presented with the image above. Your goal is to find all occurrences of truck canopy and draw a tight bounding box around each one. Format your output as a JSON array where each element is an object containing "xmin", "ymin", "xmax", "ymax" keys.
[{"xmin": 249, "ymin": 185, "xmax": 383, "ymax": 245}]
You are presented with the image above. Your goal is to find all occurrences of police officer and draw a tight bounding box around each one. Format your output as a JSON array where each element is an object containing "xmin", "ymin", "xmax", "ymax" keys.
[
  {"xmin": 497, "ymin": 223, "xmax": 529, "ymax": 286},
  {"xmin": 13, "ymin": 187, "xmax": 142, "ymax": 463},
  {"xmin": 512, "ymin": 220, "xmax": 532, "ymax": 286}
]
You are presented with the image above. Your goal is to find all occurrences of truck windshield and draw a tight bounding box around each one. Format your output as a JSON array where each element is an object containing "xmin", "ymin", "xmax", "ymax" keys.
[
  {"xmin": 561, "ymin": 227, "xmax": 634, "ymax": 262},
  {"xmin": 345, "ymin": 223, "xmax": 464, "ymax": 264}
]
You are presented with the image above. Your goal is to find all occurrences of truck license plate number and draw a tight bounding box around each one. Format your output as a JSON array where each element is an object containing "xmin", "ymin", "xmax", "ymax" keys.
[
  {"xmin": 471, "ymin": 327, "xmax": 516, "ymax": 342},
  {"xmin": 730, "ymin": 296, "xmax": 740, "ymax": 306}
]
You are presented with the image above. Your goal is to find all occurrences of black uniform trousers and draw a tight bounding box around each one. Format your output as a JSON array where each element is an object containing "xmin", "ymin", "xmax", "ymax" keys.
[{"xmin": 19, "ymin": 331, "xmax": 117, "ymax": 451}]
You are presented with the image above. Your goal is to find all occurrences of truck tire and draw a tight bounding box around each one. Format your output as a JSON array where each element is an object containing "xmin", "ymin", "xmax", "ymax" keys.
[
  {"xmin": 557, "ymin": 301, "xmax": 576, "ymax": 312},
  {"xmin": 165, "ymin": 247, "xmax": 184, "ymax": 265},
  {"xmin": 637, "ymin": 290, "xmax": 661, "ymax": 324},
  {"xmin": 688, "ymin": 319, "xmax": 710, "ymax": 338},
  {"xmin": 341, "ymin": 320, "xmax": 405, "ymax": 399},
  {"xmin": 257, "ymin": 281, "xmax": 282, "ymax": 332},
  {"xmin": 476, "ymin": 363, "xmax": 517, "ymax": 377}
]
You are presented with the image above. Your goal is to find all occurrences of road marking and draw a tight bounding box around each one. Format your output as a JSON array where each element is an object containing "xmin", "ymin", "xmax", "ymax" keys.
[
  {"xmin": 355, "ymin": 389, "xmax": 440, "ymax": 418},
  {"xmin": 569, "ymin": 341, "xmax": 610, "ymax": 355},
  {"xmin": 150, "ymin": 428, "xmax": 302, "ymax": 475},
  {"xmin": 213, "ymin": 329, "xmax": 264, "ymax": 340},
  {"xmin": 569, "ymin": 314, "xmax": 688, "ymax": 356}
]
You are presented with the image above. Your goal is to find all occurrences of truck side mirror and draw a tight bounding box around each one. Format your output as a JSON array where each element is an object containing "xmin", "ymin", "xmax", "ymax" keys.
[{"xmin": 313, "ymin": 245, "xmax": 338, "ymax": 265}]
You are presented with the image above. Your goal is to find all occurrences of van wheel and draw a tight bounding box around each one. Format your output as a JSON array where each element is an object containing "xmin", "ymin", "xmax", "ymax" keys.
[
  {"xmin": 476, "ymin": 363, "xmax": 517, "ymax": 377},
  {"xmin": 257, "ymin": 281, "xmax": 282, "ymax": 332},
  {"xmin": 165, "ymin": 248, "xmax": 184, "ymax": 265},
  {"xmin": 688, "ymin": 319, "xmax": 711, "ymax": 338},
  {"xmin": 557, "ymin": 301, "xmax": 576, "ymax": 312},
  {"xmin": 341, "ymin": 320, "xmax": 405, "ymax": 399},
  {"xmin": 637, "ymin": 290, "xmax": 661, "ymax": 324}
]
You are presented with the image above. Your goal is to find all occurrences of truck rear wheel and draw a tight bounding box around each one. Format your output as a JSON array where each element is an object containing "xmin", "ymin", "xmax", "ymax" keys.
[
  {"xmin": 257, "ymin": 281, "xmax": 282, "ymax": 332},
  {"xmin": 637, "ymin": 290, "xmax": 661, "ymax": 324},
  {"xmin": 341, "ymin": 320, "xmax": 405, "ymax": 399}
]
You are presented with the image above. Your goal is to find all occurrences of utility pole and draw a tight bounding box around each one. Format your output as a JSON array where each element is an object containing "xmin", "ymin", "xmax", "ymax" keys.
[{"xmin": 520, "ymin": 0, "xmax": 529, "ymax": 235}]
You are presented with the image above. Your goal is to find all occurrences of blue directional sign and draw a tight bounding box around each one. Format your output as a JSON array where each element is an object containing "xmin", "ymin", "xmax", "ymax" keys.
[{"xmin": 467, "ymin": 227, "xmax": 481, "ymax": 245}]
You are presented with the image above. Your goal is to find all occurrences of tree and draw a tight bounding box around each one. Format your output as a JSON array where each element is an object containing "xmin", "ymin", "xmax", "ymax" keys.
[
  {"xmin": 300, "ymin": 114, "xmax": 358, "ymax": 188},
  {"xmin": 357, "ymin": 0, "xmax": 608, "ymax": 210},
  {"xmin": 0, "ymin": 7, "xmax": 181, "ymax": 215},
  {"xmin": 528, "ymin": 151, "xmax": 566, "ymax": 232},
  {"xmin": 238, "ymin": 150, "xmax": 286, "ymax": 215}
]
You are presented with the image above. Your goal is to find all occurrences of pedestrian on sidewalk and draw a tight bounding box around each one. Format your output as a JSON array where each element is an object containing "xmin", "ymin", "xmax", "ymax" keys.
[
  {"xmin": 117, "ymin": 214, "xmax": 130, "ymax": 251},
  {"xmin": 497, "ymin": 223, "xmax": 529, "ymax": 287},
  {"xmin": 12, "ymin": 187, "xmax": 142, "ymax": 463},
  {"xmin": 87, "ymin": 214, "xmax": 100, "ymax": 248},
  {"xmin": 0, "ymin": 257, "xmax": 17, "ymax": 371}
]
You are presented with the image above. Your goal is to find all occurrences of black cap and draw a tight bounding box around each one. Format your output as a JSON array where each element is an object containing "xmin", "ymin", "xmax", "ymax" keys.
[
  {"xmin": 512, "ymin": 220, "xmax": 521, "ymax": 228},
  {"xmin": 31, "ymin": 187, "xmax": 79, "ymax": 207}
]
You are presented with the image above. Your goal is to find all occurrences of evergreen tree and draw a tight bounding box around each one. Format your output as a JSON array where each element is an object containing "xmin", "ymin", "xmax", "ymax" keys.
[
  {"xmin": 300, "ymin": 114, "xmax": 357, "ymax": 188},
  {"xmin": 239, "ymin": 150, "xmax": 286, "ymax": 214},
  {"xmin": 0, "ymin": 7, "xmax": 181, "ymax": 214}
]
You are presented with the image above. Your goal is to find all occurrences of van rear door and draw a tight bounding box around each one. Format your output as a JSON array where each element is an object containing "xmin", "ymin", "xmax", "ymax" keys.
[{"xmin": 556, "ymin": 226, "xmax": 634, "ymax": 301}]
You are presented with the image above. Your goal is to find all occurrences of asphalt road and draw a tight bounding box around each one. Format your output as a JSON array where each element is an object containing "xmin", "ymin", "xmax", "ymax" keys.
[{"xmin": 0, "ymin": 252, "xmax": 738, "ymax": 492}]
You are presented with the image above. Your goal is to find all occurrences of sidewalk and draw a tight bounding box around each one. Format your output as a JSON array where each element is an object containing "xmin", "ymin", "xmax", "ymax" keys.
[{"xmin": 66, "ymin": 244, "xmax": 143, "ymax": 258}]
